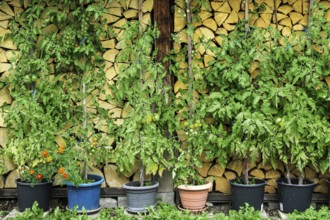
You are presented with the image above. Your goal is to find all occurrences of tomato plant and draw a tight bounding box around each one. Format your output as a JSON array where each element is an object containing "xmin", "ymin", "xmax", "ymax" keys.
[{"xmin": 112, "ymin": 20, "xmax": 178, "ymax": 186}]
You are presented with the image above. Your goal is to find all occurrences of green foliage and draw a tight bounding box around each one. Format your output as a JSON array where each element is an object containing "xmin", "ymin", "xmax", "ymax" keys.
[
  {"xmin": 288, "ymin": 206, "xmax": 330, "ymax": 220},
  {"xmin": 11, "ymin": 202, "xmax": 267, "ymax": 220},
  {"xmin": 170, "ymin": 1, "xmax": 220, "ymax": 186},
  {"xmin": 112, "ymin": 21, "xmax": 178, "ymax": 183},
  {"xmin": 260, "ymin": 4, "xmax": 330, "ymax": 175},
  {"xmin": 200, "ymin": 21, "xmax": 275, "ymax": 182}
]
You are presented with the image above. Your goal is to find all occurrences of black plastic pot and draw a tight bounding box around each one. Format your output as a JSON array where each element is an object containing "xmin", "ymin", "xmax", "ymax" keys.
[
  {"xmin": 327, "ymin": 179, "xmax": 330, "ymax": 202},
  {"xmin": 277, "ymin": 178, "xmax": 316, "ymax": 213},
  {"xmin": 229, "ymin": 178, "xmax": 266, "ymax": 211},
  {"xmin": 123, "ymin": 181, "xmax": 159, "ymax": 213},
  {"xmin": 16, "ymin": 179, "xmax": 52, "ymax": 212}
]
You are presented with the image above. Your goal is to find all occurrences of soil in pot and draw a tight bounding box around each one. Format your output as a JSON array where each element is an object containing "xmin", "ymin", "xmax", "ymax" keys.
[
  {"xmin": 229, "ymin": 178, "xmax": 266, "ymax": 211},
  {"xmin": 123, "ymin": 181, "xmax": 159, "ymax": 213},
  {"xmin": 16, "ymin": 179, "xmax": 52, "ymax": 212},
  {"xmin": 177, "ymin": 182, "xmax": 212, "ymax": 211},
  {"xmin": 277, "ymin": 178, "xmax": 316, "ymax": 213},
  {"xmin": 66, "ymin": 174, "xmax": 104, "ymax": 213}
]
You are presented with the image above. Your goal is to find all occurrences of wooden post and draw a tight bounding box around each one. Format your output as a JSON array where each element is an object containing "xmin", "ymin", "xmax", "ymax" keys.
[{"xmin": 153, "ymin": 0, "xmax": 174, "ymax": 193}]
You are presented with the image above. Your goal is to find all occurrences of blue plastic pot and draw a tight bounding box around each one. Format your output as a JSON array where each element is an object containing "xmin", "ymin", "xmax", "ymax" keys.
[{"xmin": 66, "ymin": 174, "xmax": 104, "ymax": 212}]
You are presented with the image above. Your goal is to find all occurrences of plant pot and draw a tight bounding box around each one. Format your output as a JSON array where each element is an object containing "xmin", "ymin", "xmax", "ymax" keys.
[
  {"xmin": 229, "ymin": 178, "xmax": 266, "ymax": 211},
  {"xmin": 123, "ymin": 181, "xmax": 159, "ymax": 213},
  {"xmin": 327, "ymin": 179, "xmax": 330, "ymax": 202},
  {"xmin": 177, "ymin": 182, "xmax": 212, "ymax": 211},
  {"xmin": 16, "ymin": 179, "xmax": 52, "ymax": 212},
  {"xmin": 66, "ymin": 174, "xmax": 104, "ymax": 213},
  {"xmin": 277, "ymin": 178, "xmax": 316, "ymax": 213}
]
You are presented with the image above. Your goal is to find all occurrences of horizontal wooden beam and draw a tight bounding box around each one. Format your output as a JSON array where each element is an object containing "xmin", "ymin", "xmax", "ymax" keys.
[
  {"xmin": 176, "ymin": 191, "xmax": 329, "ymax": 205},
  {"xmin": 1, "ymin": 188, "xmax": 328, "ymax": 206},
  {"xmin": 0, "ymin": 187, "xmax": 125, "ymax": 199}
]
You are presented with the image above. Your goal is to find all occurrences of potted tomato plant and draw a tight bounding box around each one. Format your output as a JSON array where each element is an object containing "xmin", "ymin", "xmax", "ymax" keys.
[
  {"xmin": 263, "ymin": 4, "xmax": 329, "ymax": 213},
  {"xmin": 43, "ymin": 1, "xmax": 114, "ymax": 213},
  {"xmin": 203, "ymin": 21, "xmax": 276, "ymax": 211},
  {"xmin": 169, "ymin": 0, "xmax": 220, "ymax": 212},
  {"xmin": 111, "ymin": 16, "xmax": 177, "ymax": 213}
]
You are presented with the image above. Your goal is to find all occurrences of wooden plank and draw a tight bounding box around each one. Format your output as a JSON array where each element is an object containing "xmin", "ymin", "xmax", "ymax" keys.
[
  {"xmin": 153, "ymin": 0, "xmax": 174, "ymax": 193},
  {"xmin": 0, "ymin": 188, "xmax": 126, "ymax": 199},
  {"xmin": 177, "ymin": 192, "xmax": 328, "ymax": 204}
]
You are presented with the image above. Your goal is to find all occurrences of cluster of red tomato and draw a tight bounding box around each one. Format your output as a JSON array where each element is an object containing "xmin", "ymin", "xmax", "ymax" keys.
[
  {"xmin": 57, "ymin": 144, "xmax": 65, "ymax": 154},
  {"xmin": 29, "ymin": 169, "xmax": 43, "ymax": 180},
  {"xmin": 58, "ymin": 167, "xmax": 68, "ymax": 179}
]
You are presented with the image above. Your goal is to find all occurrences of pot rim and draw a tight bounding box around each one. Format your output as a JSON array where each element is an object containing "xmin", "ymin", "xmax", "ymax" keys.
[
  {"xmin": 277, "ymin": 178, "xmax": 316, "ymax": 187},
  {"xmin": 229, "ymin": 178, "xmax": 266, "ymax": 187},
  {"xmin": 123, "ymin": 181, "xmax": 159, "ymax": 190},
  {"xmin": 66, "ymin": 174, "xmax": 104, "ymax": 187},
  {"xmin": 16, "ymin": 179, "xmax": 52, "ymax": 186},
  {"xmin": 177, "ymin": 181, "xmax": 212, "ymax": 191}
]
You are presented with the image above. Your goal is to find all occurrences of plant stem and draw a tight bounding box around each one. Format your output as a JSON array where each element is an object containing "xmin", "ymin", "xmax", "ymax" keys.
[
  {"xmin": 298, "ymin": 172, "xmax": 304, "ymax": 185},
  {"xmin": 243, "ymin": 159, "xmax": 249, "ymax": 184},
  {"xmin": 244, "ymin": 0, "xmax": 249, "ymax": 32},
  {"xmin": 285, "ymin": 162, "xmax": 292, "ymax": 184},
  {"xmin": 138, "ymin": 0, "xmax": 145, "ymax": 187},
  {"xmin": 186, "ymin": 0, "xmax": 195, "ymax": 186},
  {"xmin": 82, "ymin": 81, "xmax": 88, "ymax": 181}
]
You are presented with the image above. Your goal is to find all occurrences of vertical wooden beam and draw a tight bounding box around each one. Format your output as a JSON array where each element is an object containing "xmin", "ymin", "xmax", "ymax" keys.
[{"xmin": 153, "ymin": 0, "xmax": 174, "ymax": 193}]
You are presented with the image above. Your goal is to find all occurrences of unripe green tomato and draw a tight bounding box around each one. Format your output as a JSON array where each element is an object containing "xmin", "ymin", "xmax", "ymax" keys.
[
  {"xmin": 275, "ymin": 117, "xmax": 282, "ymax": 124},
  {"xmin": 305, "ymin": 49, "xmax": 312, "ymax": 56},
  {"xmin": 31, "ymin": 74, "xmax": 37, "ymax": 82},
  {"xmin": 23, "ymin": 75, "xmax": 31, "ymax": 83},
  {"xmin": 153, "ymin": 113, "xmax": 160, "ymax": 122}
]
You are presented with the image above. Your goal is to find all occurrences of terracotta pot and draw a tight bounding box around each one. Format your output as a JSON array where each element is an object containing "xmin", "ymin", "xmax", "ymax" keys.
[{"xmin": 177, "ymin": 182, "xmax": 212, "ymax": 211}]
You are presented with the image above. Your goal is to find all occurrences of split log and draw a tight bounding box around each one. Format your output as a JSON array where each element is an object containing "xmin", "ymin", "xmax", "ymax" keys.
[
  {"xmin": 104, "ymin": 164, "xmax": 129, "ymax": 188},
  {"xmin": 214, "ymin": 12, "xmax": 229, "ymax": 26},
  {"xmin": 0, "ymin": 175, "xmax": 4, "ymax": 188},
  {"xmin": 208, "ymin": 164, "xmax": 225, "ymax": 177},
  {"xmin": 314, "ymin": 185, "xmax": 328, "ymax": 194},
  {"xmin": 250, "ymin": 168, "xmax": 265, "ymax": 179},
  {"xmin": 0, "ymin": 49, "xmax": 7, "ymax": 62},
  {"xmin": 196, "ymin": 162, "xmax": 212, "ymax": 177},
  {"xmin": 265, "ymin": 170, "xmax": 281, "ymax": 179},
  {"xmin": 0, "ymin": 88, "xmax": 12, "ymax": 107},
  {"xmin": 227, "ymin": 160, "xmax": 243, "ymax": 176},
  {"xmin": 4, "ymin": 169, "xmax": 18, "ymax": 188},
  {"xmin": 304, "ymin": 166, "xmax": 316, "ymax": 179},
  {"xmin": 142, "ymin": 0, "xmax": 153, "ymax": 13},
  {"xmin": 203, "ymin": 18, "xmax": 217, "ymax": 31},
  {"xmin": 215, "ymin": 176, "xmax": 231, "ymax": 194},
  {"xmin": 199, "ymin": 10, "xmax": 213, "ymax": 22},
  {"xmin": 224, "ymin": 171, "xmax": 237, "ymax": 181},
  {"xmin": 258, "ymin": 162, "xmax": 273, "ymax": 171},
  {"xmin": 174, "ymin": 6, "xmax": 186, "ymax": 32},
  {"xmin": 265, "ymin": 185, "xmax": 276, "ymax": 194},
  {"xmin": 267, "ymin": 178, "xmax": 278, "ymax": 188}
]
